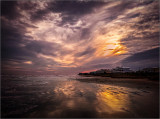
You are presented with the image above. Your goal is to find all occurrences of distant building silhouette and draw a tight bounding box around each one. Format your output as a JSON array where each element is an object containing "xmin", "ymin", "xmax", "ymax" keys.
[{"xmin": 111, "ymin": 67, "xmax": 132, "ymax": 73}]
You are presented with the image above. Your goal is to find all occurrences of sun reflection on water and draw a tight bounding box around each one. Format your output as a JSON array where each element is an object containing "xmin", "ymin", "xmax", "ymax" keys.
[
  {"xmin": 96, "ymin": 85, "xmax": 130, "ymax": 114},
  {"xmin": 50, "ymin": 81, "xmax": 131, "ymax": 117}
]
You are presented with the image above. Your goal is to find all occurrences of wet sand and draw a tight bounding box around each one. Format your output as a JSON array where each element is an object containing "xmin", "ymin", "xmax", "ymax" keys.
[
  {"xmin": 74, "ymin": 76, "xmax": 159, "ymax": 89},
  {"xmin": 1, "ymin": 75, "xmax": 159, "ymax": 118},
  {"xmin": 75, "ymin": 76, "xmax": 159, "ymax": 118}
]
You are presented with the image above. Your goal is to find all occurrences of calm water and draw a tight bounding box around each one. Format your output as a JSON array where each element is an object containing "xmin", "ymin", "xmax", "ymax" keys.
[{"xmin": 1, "ymin": 75, "xmax": 159, "ymax": 118}]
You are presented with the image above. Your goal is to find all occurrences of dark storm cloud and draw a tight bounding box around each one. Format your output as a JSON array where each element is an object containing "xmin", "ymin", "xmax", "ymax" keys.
[
  {"xmin": 25, "ymin": 40, "xmax": 61, "ymax": 56},
  {"xmin": 104, "ymin": 0, "xmax": 156, "ymax": 24},
  {"xmin": 119, "ymin": 0, "xmax": 159, "ymax": 53},
  {"xmin": 120, "ymin": 28, "xmax": 159, "ymax": 53},
  {"xmin": 1, "ymin": 18, "xmax": 24, "ymax": 47},
  {"xmin": 47, "ymin": 1, "xmax": 107, "ymax": 25},
  {"xmin": 143, "ymin": 32, "xmax": 159, "ymax": 40},
  {"xmin": 1, "ymin": 24, "xmax": 60, "ymax": 72},
  {"xmin": 89, "ymin": 63, "xmax": 112, "ymax": 69},
  {"xmin": 30, "ymin": 9, "xmax": 50, "ymax": 21},
  {"xmin": 1, "ymin": 21, "xmax": 65, "ymax": 61},
  {"xmin": 19, "ymin": 1, "xmax": 38, "ymax": 11},
  {"xmin": 58, "ymin": 15, "xmax": 78, "ymax": 26},
  {"xmin": 75, "ymin": 47, "xmax": 95, "ymax": 57},
  {"xmin": 138, "ymin": 13, "xmax": 159, "ymax": 24},
  {"xmin": 2, "ymin": 17, "xmax": 55, "ymax": 61},
  {"xmin": 80, "ymin": 28, "xmax": 91, "ymax": 39},
  {"xmin": 48, "ymin": 1, "xmax": 105, "ymax": 16},
  {"xmin": 18, "ymin": 1, "xmax": 49, "ymax": 22},
  {"xmin": 138, "ymin": 2, "xmax": 158, "ymax": 24},
  {"xmin": 29, "ymin": 1, "xmax": 107, "ymax": 23},
  {"xmin": 122, "ymin": 47, "xmax": 159, "ymax": 62},
  {"xmin": 19, "ymin": 21, "xmax": 38, "ymax": 29},
  {"xmin": 121, "ymin": 31, "xmax": 159, "ymax": 42},
  {"xmin": 2, "ymin": 45, "xmax": 36, "ymax": 61},
  {"xmin": 104, "ymin": 1, "xmax": 137, "ymax": 21},
  {"xmin": 138, "ymin": 0, "xmax": 154, "ymax": 6},
  {"xmin": 1, "ymin": 20, "xmax": 36, "ymax": 60},
  {"xmin": 1, "ymin": 1, "xmax": 21, "ymax": 20},
  {"xmin": 32, "ymin": 57, "xmax": 57, "ymax": 67},
  {"xmin": 121, "ymin": 47, "xmax": 159, "ymax": 69},
  {"xmin": 127, "ymin": 13, "xmax": 140, "ymax": 18}
]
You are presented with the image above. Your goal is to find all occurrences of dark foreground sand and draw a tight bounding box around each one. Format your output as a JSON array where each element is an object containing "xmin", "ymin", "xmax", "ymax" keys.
[
  {"xmin": 2, "ymin": 75, "xmax": 159, "ymax": 118},
  {"xmin": 74, "ymin": 76, "xmax": 159, "ymax": 118},
  {"xmin": 75, "ymin": 76, "xmax": 159, "ymax": 89}
]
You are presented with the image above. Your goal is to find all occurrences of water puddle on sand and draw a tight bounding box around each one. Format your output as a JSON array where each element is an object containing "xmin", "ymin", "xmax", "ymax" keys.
[
  {"xmin": 2, "ymin": 75, "xmax": 158, "ymax": 118},
  {"xmin": 41, "ymin": 81, "xmax": 137, "ymax": 118},
  {"xmin": 96, "ymin": 84, "xmax": 130, "ymax": 114}
]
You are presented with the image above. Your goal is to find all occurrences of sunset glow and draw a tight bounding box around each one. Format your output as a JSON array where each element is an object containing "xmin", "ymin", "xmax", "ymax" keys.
[
  {"xmin": 1, "ymin": 1, "xmax": 159, "ymax": 118},
  {"xmin": 1, "ymin": 0, "xmax": 159, "ymax": 74},
  {"xmin": 24, "ymin": 61, "xmax": 33, "ymax": 64}
]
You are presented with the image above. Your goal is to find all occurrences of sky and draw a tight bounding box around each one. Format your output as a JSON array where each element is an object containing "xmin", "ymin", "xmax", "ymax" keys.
[{"xmin": 1, "ymin": 0, "xmax": 159, "ymax": 75}]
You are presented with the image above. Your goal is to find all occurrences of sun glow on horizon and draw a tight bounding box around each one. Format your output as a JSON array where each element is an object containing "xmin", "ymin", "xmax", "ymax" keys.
[{"xmin": 24, "ymin": 61, "xmax": 32, "ymax": 64}]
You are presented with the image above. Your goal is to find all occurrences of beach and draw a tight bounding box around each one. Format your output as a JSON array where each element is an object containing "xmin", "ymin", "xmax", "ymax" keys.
[{"xmin": 1, "ymin": 75, "xmax": 159, "ymax": 118}]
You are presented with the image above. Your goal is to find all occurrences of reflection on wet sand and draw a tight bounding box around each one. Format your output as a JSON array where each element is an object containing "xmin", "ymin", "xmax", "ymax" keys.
[
  {"xmin": 47, "ymin": 81, "xmax": 98, "ymax": 117},
  {"xmin": 96, "ymin": 85, "xmax": 129, "ymax": 114},
  {"xmin": 51, "ymin": 81, "xmax": 132, "ymax": 117},
  {"xmin": 2, "ymin": 75, "xmax": 159, "ymax": 118}
]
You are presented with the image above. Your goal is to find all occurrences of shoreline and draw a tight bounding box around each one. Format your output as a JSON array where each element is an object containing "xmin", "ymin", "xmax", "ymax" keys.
[
  {"xmin": 78, "ymin": 72, "xmax": 159, "ymax": 81},
  {"xmin": 74, "ymin": 76, "xmax": 159, "ymax": 90}
]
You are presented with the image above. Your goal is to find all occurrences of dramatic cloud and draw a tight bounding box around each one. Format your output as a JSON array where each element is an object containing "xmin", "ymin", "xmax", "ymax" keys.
[
  {"xmin": 1, "ymin": 0, "xmax": 159, "ymax": 75},
  {"xmin": 1, "ymin": 1, "xmax": 21, "ymax": 20},
  {"xmin": 121, "ymin": 47, "xmax": 159, "ymax": 70}
]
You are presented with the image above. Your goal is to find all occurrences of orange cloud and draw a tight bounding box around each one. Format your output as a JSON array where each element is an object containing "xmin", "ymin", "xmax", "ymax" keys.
[{"xmin": 24, "ymin": 61, "xmax": 32, "ymax": 64}]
